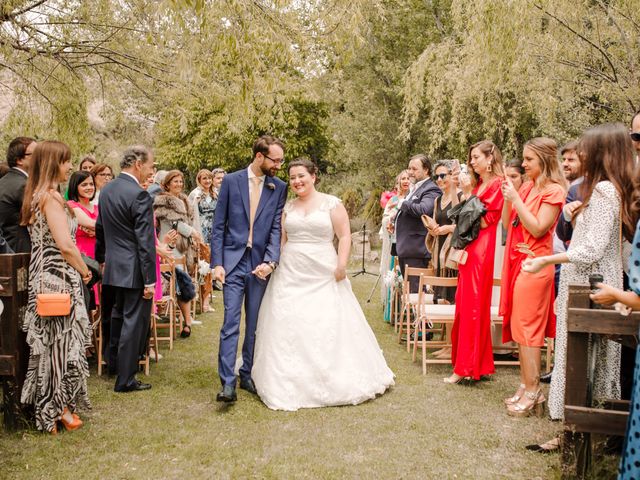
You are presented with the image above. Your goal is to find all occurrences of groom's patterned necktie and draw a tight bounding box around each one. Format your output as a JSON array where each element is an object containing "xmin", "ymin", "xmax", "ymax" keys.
[{"xmin": 248, "ymin": 176, "xmax": 262, "ymax": 247}]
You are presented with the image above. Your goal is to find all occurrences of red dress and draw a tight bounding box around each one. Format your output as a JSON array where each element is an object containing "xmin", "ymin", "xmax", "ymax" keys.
[
  {"xmin": 451, "ymin": 177, "xmax": 503, "ymax": 379},
  {"xmin": 499, "ymin": 181, "xmax": 565, "ymax": 346}
]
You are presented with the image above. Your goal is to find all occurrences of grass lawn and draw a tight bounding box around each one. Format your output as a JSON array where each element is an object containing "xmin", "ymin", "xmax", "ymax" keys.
[{"xmin": 0, "ymin": 264, "xmax": 600, "ymax": 479}]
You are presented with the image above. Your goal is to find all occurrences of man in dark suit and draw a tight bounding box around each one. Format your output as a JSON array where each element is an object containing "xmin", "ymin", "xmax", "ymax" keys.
[
  {"xmin": 0, "ymin": 137, "xmax": 36, "ymax": 253},
  {"xmin": 393, "ymin": 154, "xmax": 441, "ymax": 291},
  {"xmin": 95, "ymin": 146, "xmax": 157, "ymax": 392}
]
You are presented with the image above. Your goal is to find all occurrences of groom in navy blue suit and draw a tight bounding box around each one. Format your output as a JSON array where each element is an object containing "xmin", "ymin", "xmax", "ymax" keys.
[{"xmin": 211, "ymin": 136, "xmax": 288, "ymax": 402}]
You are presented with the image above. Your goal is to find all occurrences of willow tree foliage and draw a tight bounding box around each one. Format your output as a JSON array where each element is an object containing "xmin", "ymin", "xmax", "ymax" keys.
[{"xmin": 400, "ymin": 0, "xmax": 640, "ymax": 160}]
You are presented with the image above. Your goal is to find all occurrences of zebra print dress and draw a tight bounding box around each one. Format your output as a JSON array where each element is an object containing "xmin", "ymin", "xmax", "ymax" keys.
[{"xmin": 20, "ymin": 205, "xmax": 92, "ymax": 432}]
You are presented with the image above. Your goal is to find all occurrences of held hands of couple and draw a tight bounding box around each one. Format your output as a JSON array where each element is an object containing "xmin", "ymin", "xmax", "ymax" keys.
[
  {"xmin": 252, "ymin": 263, "xmax": 274, "ymax": 281},
  {"xmin": 143, "ymin": 285, "xmax": 154, "ymax": 299}
]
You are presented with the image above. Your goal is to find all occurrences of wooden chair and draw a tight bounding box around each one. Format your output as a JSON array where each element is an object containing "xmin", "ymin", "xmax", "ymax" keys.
[
  {"xmin": 411, "ymin": 276, "xmax": 506, "ymax": 374},
  {"xmin": 396, "ymin": 266, "xmax": 434, "ymax": 352},
  {"xmin": 411, "ymin": 274, "xmax": 458, "ymax": 374},
  {"xmin": 91, "ymin": 308, "xmax": 106, "ymax": 376},
  {"xmin": 155, "ymin": 262, "xmax": 177, "ymax": 350}
]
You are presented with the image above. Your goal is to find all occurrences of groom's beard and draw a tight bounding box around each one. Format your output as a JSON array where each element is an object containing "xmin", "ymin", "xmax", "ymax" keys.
[{"xmin": 261, "ymin": 166, "xmax": 278, "ymax": 177}]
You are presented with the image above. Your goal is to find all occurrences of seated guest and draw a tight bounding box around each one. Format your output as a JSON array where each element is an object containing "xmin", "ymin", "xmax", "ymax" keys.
[
  {"xmin": 0, "ymin": 137, "xmax": 37, "ymax": 253},
  {"xmin": 90, "ymin": 163, "xmax": 113, "ymax": 205},
  {"xmin": 19, "ymin": 140, "xmax": 92, "ymax": 433},
  {"xmin": 67, "ymin": 171, "xmax": 100, "ymax": 311},
  {"xmin": 154, "ymin": 170, "xmax": 202, "ymax": 337}
]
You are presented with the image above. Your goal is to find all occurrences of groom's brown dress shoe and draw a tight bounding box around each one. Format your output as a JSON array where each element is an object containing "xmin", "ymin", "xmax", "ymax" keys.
[{"xmin": 239, "ymin": 377, "xmax": 258, "ymax": 395}]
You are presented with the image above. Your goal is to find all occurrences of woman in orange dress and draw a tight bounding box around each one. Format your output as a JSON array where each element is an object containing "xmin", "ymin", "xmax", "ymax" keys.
[
  {"xmin": 499, "ymin": 137, "xmax": 566, "ymax": 417},
  {"xmin": 445, "ymin": 140, "xmax": 504, "ymax": 384}
]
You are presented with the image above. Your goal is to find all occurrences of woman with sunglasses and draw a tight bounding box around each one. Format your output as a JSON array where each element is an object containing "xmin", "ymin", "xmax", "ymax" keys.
[
  {"xmin": 427, "ymin": 160, "xmax": 462, "ymax": 304},
  {"xmin": 499, "ymin": 138, "xmax": 566, "ymax": 417}
]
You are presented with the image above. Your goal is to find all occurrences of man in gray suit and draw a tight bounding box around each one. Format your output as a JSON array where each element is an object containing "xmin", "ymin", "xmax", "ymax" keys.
[
  {"xmin": 393, "ymin": 154, "xmax": 441, "ymax": 291},
  {"xmin": 96, "ymin": 146, "xmax": 157, "ymax": 392},
  {"xmin": 0, "ymin": 137, "xmax": 36, "ymax": 253}
]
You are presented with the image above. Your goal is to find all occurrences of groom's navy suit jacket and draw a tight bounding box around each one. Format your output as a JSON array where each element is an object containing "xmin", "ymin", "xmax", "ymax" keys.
[{"xmin": 211, "ymin": 169, "xmax": 287, "ymax": 273}]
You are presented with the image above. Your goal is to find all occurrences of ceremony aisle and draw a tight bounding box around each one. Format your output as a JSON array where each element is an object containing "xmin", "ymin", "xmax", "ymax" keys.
[{"xmin": 0, "ymin": 269, "xmax": 563, "ymax": 478}]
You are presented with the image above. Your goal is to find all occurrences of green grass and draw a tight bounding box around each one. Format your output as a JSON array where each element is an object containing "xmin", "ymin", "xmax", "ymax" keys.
[{"xmin": 0, "ymin": 264, "xmax": 608, "ymax": 479}]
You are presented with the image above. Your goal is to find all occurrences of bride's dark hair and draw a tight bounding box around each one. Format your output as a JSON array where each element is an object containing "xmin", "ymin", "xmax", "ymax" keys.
[{"xmin": 288, "ymin": 157, "xmax": 320, "ymax": 185}]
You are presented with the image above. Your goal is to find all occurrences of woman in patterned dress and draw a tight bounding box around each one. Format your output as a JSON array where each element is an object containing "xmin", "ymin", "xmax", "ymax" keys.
[
  {"xmin": 523, "ymin": 123, "xmax": 637, "ymax": 452},
  {"xmin": 19, "ymin": 140, "xmax": 93, "ymax": 434}
]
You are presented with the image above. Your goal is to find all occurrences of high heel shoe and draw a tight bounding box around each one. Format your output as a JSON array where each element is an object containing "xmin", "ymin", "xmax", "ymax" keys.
[
  {"xmin": 504, "ymin": 384, "xmax": 526, "ymax": 406},
  {"xmin": 443, "ymin": 373, "xmax": 469, "ymax": 384},
  {"xmin": 507, "ymin": 390, "xmax": 546, "ymax": 417},
  {"xmin": 60, "ymin": 407, "xmax": 83, "ymax": 431}
]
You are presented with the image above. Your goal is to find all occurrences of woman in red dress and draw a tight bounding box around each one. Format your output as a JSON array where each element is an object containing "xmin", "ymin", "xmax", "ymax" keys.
[
  {"xmin": 499, "ymin": 138, "xmax": 566, "ymax": 416},
  {"xmin": 445, "ymin": 140, "xmax": 504, "ymax": 384}
]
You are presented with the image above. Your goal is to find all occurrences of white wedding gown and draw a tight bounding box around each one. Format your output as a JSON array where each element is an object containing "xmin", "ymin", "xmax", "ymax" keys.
[{"xmin": 252, "ymin": 194, "xmax": 395, "ymax": 411}]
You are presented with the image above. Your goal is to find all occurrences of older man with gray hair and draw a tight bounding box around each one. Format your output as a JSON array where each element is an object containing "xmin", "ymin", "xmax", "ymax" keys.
[{"xmin": 96, "ymin": 145, "xmax": 157, "ymax": 392}]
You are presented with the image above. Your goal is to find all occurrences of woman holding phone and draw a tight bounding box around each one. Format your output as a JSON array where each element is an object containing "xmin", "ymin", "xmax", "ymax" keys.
[{"xmin": 444, "ymin": 141, "xmax": 504, "ymax": 384}]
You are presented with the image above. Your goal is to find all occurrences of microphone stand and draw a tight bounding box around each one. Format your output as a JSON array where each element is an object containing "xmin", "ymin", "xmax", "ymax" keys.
[{"xmin": 351, "ymin": 222, "xmax": 377, "ymax": 278}]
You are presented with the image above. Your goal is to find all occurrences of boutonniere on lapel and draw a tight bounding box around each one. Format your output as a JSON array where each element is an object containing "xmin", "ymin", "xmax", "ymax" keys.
[{"xmin": 266, "ymin": 182, "xmax": 276, "ymax": 191}]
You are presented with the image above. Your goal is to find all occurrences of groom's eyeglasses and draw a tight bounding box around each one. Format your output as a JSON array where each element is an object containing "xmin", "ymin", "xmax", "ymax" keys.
[{"xmin": 263, "ymin": 154, "xmax": 285, "ymax": 165}]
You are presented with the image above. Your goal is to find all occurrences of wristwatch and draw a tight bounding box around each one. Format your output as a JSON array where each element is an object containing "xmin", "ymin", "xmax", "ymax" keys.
[{"xmin": 267, "ymin": 261, "xmax": 278, "ymax": 271}]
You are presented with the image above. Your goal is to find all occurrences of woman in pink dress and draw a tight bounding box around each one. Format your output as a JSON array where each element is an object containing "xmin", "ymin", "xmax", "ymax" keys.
[{"xmin": 67, "ymin": 171, "xmax": 99, "ymax": 309}]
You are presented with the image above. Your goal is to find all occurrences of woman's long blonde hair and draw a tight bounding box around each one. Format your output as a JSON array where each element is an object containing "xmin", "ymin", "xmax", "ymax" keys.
[
  {"xmin": 196, "ymin": 169, "xmax": 215, "ymax": 196},
  {"xmin": 20, "ymin": 140, "xmax": 71, "ymax": 225},
  {"xmin": 524, "ymin": 137, "xmax": 567, "ymax": 191}
]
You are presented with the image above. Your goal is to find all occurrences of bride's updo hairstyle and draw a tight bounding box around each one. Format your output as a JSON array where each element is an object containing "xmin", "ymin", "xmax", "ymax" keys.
[{"xmin": 288, "ymin": 157, "xmax": 320, "ymax": 185}]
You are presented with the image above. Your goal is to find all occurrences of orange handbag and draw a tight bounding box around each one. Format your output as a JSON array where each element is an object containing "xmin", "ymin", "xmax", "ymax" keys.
[
  {"xmin": 36, "ymin": 292, "xmax": 71, "ymax": 317},
  {"xmin": 35, "ymin": 215, "xmax": 72, "ymax": 317}
]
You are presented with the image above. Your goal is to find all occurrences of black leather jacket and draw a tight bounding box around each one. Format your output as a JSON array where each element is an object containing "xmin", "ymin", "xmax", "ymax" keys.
[{"xmin": 448, "ymin": 195, "xmax": 486, "ymax": 249}]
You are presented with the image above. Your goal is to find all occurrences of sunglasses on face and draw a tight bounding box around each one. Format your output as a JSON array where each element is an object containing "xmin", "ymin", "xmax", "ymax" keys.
[
  {"xmin": 630, "ymin": 132, "xmax": 640, "ymax": 142},
  {"xmin": 433, "ymin": 173, "xmax": 449, "ymax": 180}
]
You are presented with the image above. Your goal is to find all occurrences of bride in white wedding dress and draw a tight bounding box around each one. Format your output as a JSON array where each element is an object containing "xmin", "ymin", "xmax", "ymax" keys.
[{"xmin": 252, "ymin": 158, "xmax": 395, "ymax": 411}]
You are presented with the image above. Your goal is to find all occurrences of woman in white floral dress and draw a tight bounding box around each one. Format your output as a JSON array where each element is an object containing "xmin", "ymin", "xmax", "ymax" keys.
[{"xmin": 523, "ymin": 123, "xmax": 637, "ymax": 452}]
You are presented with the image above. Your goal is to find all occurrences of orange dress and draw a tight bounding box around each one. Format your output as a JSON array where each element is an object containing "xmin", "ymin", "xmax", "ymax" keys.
[{"xmin": 499, "ymin": 181, "xmax": 565, "ymax": 347}]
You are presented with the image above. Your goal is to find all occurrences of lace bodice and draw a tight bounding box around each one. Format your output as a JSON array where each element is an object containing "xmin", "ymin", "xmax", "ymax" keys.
[{"xmin": 284, "ymin": 194, "xmax": 342, "ymax": 243}]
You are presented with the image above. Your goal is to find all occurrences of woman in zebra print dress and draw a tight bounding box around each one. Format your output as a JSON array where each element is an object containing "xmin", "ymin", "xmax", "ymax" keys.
[{"xmin": 19, "ymin": 141, "xmax": 93, "ymax": 433}]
